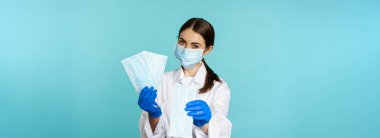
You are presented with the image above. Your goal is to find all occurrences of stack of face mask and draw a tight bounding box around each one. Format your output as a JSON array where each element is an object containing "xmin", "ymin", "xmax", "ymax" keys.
[{"xmin": 121, "ymin": 51, "xmax": 167, "ymax": 93}]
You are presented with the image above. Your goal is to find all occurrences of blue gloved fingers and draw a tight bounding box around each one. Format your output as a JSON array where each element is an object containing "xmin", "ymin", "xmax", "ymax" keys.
[
  {"xmin": 138, "ymin": 87, "xmax": 149, "ymax": 106},
  {"xmin": 146, "ymin": 91, "xmax": 157, "ymax": 103},
  {"xmin": 142, "ymin": 86, "xmax": 154, "ymax": 100},
  {"xmin": 152, "ymin": 89, "xmax": 158, "ymax": 101},
  {"xmin": 153, "ymin": 89, "xmax": 157, "ymax": 95},
  {"xmin": 186, "ymin": 100, "xmax": 204, "ymax": 107},
  {"xmin": 184, "ymin": 105, "xmax": 203, "ymax": 111},
  {"xmin": 149, "ymin": 98, "xmax": 162, "ymax": 119},
  {"xmin": 153, "ymin": 102, "xmax": 159, "ymax": 108},
  {"xmin": 141, "ymin": 90, "xmax": 152, "ymax": 101},
  {"xmin": 187, "ymin": 110, "xmax": 207, "ymax": 116},
  {"xmin": 139, "ymin": 86, "xmax": 149, "ymax": 98},
  {"xmin": 149, "ymin": 86, "xmax": 155, "ymax": 91},
  {"xmin": 185, "ymin": 100, "xmax": 211, "ymax": 127},
  {"xmin": 138, "ymin": 87, "xmax": 158, "ymax": 110},
  {"xmin": 147, "ymin": 88, "xmax": 157, "ymax": 100}
]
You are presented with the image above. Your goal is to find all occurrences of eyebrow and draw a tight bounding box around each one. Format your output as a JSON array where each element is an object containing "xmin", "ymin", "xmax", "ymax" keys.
[{"xmin": 179, "ymin": 37, "xmax": 201, "ymax": 45}]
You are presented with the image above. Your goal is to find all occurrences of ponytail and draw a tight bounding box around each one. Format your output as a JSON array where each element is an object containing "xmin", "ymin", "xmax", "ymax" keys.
[{"xmin": 199, "ymin": 59, "xmax": 221, "ymax": 93}]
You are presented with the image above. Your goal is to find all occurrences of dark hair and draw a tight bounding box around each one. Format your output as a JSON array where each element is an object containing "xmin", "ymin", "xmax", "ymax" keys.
[{"xmin": 178, "ymin": 18, "xmax": 221, "ymax": 93}]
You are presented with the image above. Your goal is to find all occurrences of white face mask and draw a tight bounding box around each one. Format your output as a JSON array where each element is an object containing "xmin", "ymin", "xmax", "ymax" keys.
[
  {"xmin": 174, "ymin": 44, "xmax": 204, "ymax": 69},
  {"xmin": 121, "ymin": 51, "xmax": 167, "ymax": 93}
]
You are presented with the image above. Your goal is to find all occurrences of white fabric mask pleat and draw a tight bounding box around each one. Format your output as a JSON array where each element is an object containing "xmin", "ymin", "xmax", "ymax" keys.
[
  {"xmin": 121, "ymin": 51, "xmax": 167, "ymax": 93},
  {"xmin": 168, "ymin": 83, "xmax": 196, "ymax": 138}
]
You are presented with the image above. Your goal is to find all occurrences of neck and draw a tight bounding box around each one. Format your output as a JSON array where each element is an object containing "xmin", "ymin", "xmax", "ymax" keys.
[{"xmin": 183, "ymin": 62, "xmax": 202, "ymax": 77}]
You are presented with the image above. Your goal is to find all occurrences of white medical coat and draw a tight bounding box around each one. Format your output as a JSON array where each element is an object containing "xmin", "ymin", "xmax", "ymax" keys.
[{"xmin": 139, "ymin": 63, "xmax": 232, "ymax": 138}]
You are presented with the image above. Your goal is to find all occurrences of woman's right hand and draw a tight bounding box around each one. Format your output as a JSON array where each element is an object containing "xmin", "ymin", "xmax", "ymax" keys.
[{"xmin": 138, "ymin": 86, "xmax": 162, "ymax": 118}]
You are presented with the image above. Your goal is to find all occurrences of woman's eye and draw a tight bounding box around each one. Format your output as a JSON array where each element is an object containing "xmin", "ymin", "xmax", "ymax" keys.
[
  {"xmin": 179, "ymin": 41, "xmax": 185, "ymax": 45},
  {"xmin": 192, "ymin": 45, "xmax": 200, "ymax": 49}
]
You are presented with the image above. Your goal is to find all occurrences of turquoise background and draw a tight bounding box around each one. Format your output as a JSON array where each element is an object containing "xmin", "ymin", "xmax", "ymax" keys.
[{"xmin": 1, "ymin": 0, "xmax": 379, "ymax": 137}]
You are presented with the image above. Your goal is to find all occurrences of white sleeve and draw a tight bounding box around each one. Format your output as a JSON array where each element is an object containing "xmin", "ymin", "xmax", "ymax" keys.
[
  {"xmin": 195, "ymin": 82, "xmax": 232, "ymax": 138},
  {"xmin": 194, "ymin": 125, "xmax": 208, "ymax": 138},
  {"xmin": 138, "ymin": 82, "xmax": 168, "ymax": 138},
  {"xmin": 138, "ymin": 110, "xmax": 168, "ymax": 138}
]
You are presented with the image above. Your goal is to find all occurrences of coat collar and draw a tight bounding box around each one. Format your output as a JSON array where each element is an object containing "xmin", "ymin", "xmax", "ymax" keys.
[{"xmin": 174, "ymin": 63, "xmax": 207, "ymax": 86}]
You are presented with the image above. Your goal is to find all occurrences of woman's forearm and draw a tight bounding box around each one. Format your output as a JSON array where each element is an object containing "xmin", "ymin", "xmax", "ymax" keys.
[
  {"xmin": 201, "ymin": 123, "xmax": 209, "ymax": 135},
  {"xmin": 149, "ymin": 115, "xmax": 160, "ymax": 132}
]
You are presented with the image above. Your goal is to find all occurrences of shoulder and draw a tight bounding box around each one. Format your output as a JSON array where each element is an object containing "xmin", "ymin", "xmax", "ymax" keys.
[
  {"xmin": 163, "ymin": 69, "xmax": 178, "ymax": 78},
  {"xmin": 213, "ymin": 77, "xmax": 231, "ymax": 95},
  {"xmin": 215, "ymin": 77, "xmax": 229, "ymax": 88},
  {"xmin": 162, "ymin": 68, "xmax": 179, "ymax": 83},
  {"xmin": 210, "ymin": 77, "xmax": 231, "ymax": 103}
]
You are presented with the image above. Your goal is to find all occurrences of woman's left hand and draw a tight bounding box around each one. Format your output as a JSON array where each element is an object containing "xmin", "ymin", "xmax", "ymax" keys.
[{"xmin": 185, "ymin": 100, "xmax": 211, "ymax": 127}]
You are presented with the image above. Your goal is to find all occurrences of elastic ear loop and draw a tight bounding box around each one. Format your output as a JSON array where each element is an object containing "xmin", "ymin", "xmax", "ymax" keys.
[
  {"xmin": 174, "ymin": 43, "xmax": 183, "ymax": 52},
  {"xmin": 203, "ymin": 46, "xmax": 213, "ymax": 57}
]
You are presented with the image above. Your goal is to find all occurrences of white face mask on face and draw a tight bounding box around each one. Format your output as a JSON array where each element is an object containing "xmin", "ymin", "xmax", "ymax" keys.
[{"xmin": 174, "ymin": 43, "xmax": 204, "ymax": 69}]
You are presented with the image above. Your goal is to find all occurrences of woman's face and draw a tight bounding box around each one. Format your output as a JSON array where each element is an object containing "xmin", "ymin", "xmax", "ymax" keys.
[{"xmin": 177, "ymin": 28, "xmax": 213, "ymax": 55}]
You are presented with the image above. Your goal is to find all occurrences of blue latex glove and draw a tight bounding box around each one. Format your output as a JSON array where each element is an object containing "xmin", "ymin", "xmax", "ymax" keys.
[
  {"xmin": 185, "ymin": 100, "xmax": 211, "ymax": 127},
  {"xmin": 138, "ymin": 86, "xmax": 162, "ymax": 118}
]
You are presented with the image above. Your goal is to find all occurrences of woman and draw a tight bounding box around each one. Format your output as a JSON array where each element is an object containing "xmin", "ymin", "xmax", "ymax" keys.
[{"xmin": 138, "ymin": 18, "xmax": 232, "ymax": 138}]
